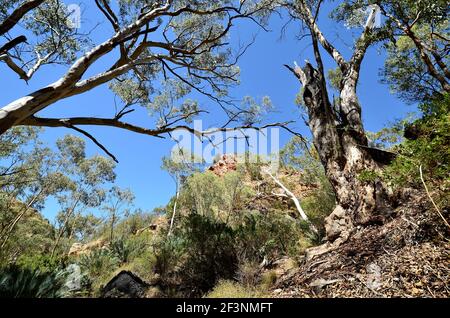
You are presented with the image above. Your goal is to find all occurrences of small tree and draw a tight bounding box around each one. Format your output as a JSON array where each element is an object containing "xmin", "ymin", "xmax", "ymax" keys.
[
  {"xmin": 162, "ymin": 148, "xmax": 202, "ymax": 236},
  {"xmin": 51, "ymin": 135, "xmax": 116, "ymax": 258},
  {"xmin": 101, "ymin": 186, "xmax": 135, "ymax": 242}
]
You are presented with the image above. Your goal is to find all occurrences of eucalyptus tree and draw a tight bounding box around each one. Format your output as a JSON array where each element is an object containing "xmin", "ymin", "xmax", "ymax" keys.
[
  {"xmin": 279, "ymin": 0, "xmax": 403, "ymax": 248},
  {"xmin": 67, "ymin": 212, "xmax": 102, "ymax": 243},
  {"xmin": 0, "ymin": 127, "xmax": 73, "ymax": 251},
  {"xmin": 375, "ymin": 0, "xmax": 449, "ymax": 98},
  {"xmin": 0, "ymin": 130, "xmax": 116, "ymax": 259},
  {"xmin": 101, "ymin": 186, "xmax": 134, "ymax": 242},
  {"xmin": 0, "ymin": 0, "xmax": 281, "ymax": 159},
  {"xmin": 281, "ymin": 0, "xmax": 447, "ymax": 249},
  {"xmin": 332, "ymin": 0, "xmax": 449, "ymax": 102},
  {"xmin": 51, "ymin": 135, "xmax": 116, "ymax": 257},
  {"xmin": 162, "ymin": 149, "xmax": 202, "ymax": 236}
]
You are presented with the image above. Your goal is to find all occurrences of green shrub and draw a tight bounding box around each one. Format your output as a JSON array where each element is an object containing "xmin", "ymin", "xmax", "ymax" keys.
[
  {"xmin": 78, "ymin": 249, "xmax": 118, "ymax": 280},
  {"xmin": 384, "ymin": 94, "xmax": 449, "ymax": 206},
  {"xmin": 234, "ymin": 211, "xmax": 304, "ymax": 261},
  {"xmin": 152, "ymin": 235, "xmax": 185, "ymax": 283},
  {"xmin": 301, "ymin": 174, "xmax": 336, "ymax": 241},
  {"xmin": 175, "ymin": 213, "xmax": 237, "ymax": 295},
  {"xmin": 109, "ymin": 238, "xmax": 136, "ymax": 264},
  {"xmin": 15, "ymin": 254, "xmax": 64, "ymax": 273},
  {"xmin": 126, "ymin": 249, "xmax": 157, "ymax": 282},
  {"xmin": 0, "ymin": 265, "xmax": 66, "ymax": 298}
]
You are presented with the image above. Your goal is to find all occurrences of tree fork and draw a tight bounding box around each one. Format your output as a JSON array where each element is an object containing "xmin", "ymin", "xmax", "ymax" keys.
[{"xmin": 287, "ymin": 62, "xmax": 394, "ymax": 247}]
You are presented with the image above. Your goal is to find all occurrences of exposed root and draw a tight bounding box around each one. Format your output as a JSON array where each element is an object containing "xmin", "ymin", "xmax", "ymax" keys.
[{"xmin": 272, "ymin": 191, "xmax": 450, "ymax": 298}]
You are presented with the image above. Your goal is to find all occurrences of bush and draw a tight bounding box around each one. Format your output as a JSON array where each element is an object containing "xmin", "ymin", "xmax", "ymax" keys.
[
  {"xmin": 78, "ymin": 249, "xmax": 119, "ymax": 289},
  {"xmin": 300, "ymin": 174, "xmax": 336, "ymax": 241},
  {"xmin": 0, "ymin": 265, "xmax": 66, "ymax": 298},
  {"xmin": 125, "ymin": 249, "xmax": 157, "ymax": 282},
  {"xmin": 174, "ymin": 213, "xmax": 237, "ymax": 295},
  {"xmin": 235, "ymin": 261, "xmax": 260, "ymax": 287},
  {"xmin": 15, "ymin": 254, "xmax": 64, "ymax": 274},
  {"xmin": 260, "ymin": 270, "xmax": 278, "ymax": 289},
  {"xmin": 152, "ymin": 235, "xmax": 185, "ymax": 283},
  {"xmin": 151, "ymin": 209, "xmax": 307, "ymax": 296},
  {"xmin": 384, "ymin": 94, "xmax": 449, "ymax": 206},
  {"xmin": 234, "ymin": 211, "xmax": 305, "ymax": 262},
  {"xmin": 110, "ymin": 238, "xmax": 136, "ymax": 264}
]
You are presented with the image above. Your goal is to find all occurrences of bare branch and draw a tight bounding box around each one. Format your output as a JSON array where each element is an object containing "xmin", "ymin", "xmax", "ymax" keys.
[
  {"xmin": 290, "ymin": 0, "xmax": 348, "ymax": 71},
  {"xmin": 65, "ymin": 123, "xmax": 119, "ymax": 163},
  {"xmin": 262, "ymin": 167, "xmax": 318, "ymax": 234}
]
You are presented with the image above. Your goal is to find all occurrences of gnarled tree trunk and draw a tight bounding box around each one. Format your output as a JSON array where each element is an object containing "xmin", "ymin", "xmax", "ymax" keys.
[{"xmin": 293, "ymin": 63, "xmax": 393, "ymax": 247}]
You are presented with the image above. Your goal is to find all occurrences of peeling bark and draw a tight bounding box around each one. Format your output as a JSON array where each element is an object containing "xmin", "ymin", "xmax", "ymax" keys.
[
  {"xmin": 290, "ymin": 62, "xmax": 393, "ymax": 243},
  {"xmin": 286, "ymin": 1, "xmax": 397, "ymax": 245}
]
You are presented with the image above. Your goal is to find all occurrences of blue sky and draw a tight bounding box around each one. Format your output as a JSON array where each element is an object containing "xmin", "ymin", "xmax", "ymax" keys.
[{"xmin": 0, "ymin": 1, "xmax": 416, "ymax": 222}]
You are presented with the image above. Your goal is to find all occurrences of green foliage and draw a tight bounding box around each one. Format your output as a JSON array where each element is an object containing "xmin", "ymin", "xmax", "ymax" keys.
[
  {"xmin": 381, "ymin": 33, "xmax": 445, "ymax": 103},
  {"xmin": 78, "ymin": 249, "xmax": 119, "ymax": 281},
  {"xmin": 240, "ymin": 96, "xmax": 273, "ymax": 125},
  {"xmin": 366, "ymin": 116, "xmax": 415, "ymax": 150},
  {"xmin": 113, "ymin": 209, "xmax": 156, "ymax": 236},
  {"xmin": 110, "ymin": 238, "xmax": 137, "ymax": 264},
  {"xmin": 15, "ymin": 254, "xmax": 63, "ymax": 274},
  {"xmin": 179, "ymin": 170, "xmax": 253, "ymax": 221},
  {"xmin": 300, "ymin": 175, "xmax": 336, "ymax": 240},
  {"xmin": 357, "ymin": 170, "xmax": 379, "ymax": 182},
  {"xmin": 280, "ymin": 136, "xmax": 336, "ymax": 238},
  {"xmin": 151, "ymin": 205, "xmax": 307, "ymax": 296},
  {"xmin": 331, "ymin": 0, "xmax": 448, "ymax": 103},
  {"xmin": 173, "ymin": 213, "xmax": 238, "ymax": 295},
  {"xmin": 152, "ymin": 235, "xmax": 185, "ymax": 282},
  {"xmin": 280, "ymin": 137, "xmax": 325, "ymax": 184},
  {"xmin": 234, "ymin": 211, "xmax": 304, "ymax": 261},
  {"xmin": 101, "ymin": 186, "xmax": 135, "ymax": 242},
  {"xmin": 243, "ymin": 154, "xmax": 266, "ymax": 181},
  {"xmin": 0, "ymin": 265, "xmax": 66, "ymax": 298},
  {"xmin": 380, "ymin": 9, "xmax": 448, "ymax": 102},
  {"xmin": 327, "ymin": 67, "xmax": 343, "ymax": 91},
  {"xmin": 0, "ymin": 204, "xmax": 55, "ymax": 265},
  {"xmin": 384, "ymin": 94, "xmax": 449, "ymax": 204}
]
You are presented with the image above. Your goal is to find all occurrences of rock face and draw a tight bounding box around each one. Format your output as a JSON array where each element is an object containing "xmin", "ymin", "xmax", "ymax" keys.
[
  {"xmin": 68, "ymin": 238, "xmax": 108, "ymax": 257},
  {"xmin": 101, "ymin": 271, "xmax": 149, "ymax": 298},
  {"xmin": 135, "ymin": 216, "xmax": 168, "ymax": 235},
  {"xmin": 208, "ymin": 154, "xmax": 237, "ymax": 176}
]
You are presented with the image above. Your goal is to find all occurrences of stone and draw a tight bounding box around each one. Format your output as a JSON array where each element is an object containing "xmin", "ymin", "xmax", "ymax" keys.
[{"xmin": 101, "ymin": 271, "xmax": 149, "ymax": 298}]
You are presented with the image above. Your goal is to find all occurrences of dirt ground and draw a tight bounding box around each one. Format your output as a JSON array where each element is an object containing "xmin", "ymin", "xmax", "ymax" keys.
[{"xmin": 271, "ymin": 191, "xmax": 450, "ymax": 298}]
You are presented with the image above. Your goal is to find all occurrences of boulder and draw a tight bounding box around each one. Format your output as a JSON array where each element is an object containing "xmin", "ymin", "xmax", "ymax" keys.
[{"xmin": 101, "ymin": 271, "xmax": 149, "ymax": 298}]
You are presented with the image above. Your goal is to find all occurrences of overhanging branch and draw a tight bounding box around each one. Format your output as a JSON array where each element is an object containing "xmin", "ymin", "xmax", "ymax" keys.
[{"xmin": 18, "ymin": 115, "xmax": 307, "ymax": 162}]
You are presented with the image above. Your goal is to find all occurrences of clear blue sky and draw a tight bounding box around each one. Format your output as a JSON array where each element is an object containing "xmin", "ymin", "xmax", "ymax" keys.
[{"xmin": 0, "ymin": 1, "xmax": 416, "ymax": 222}]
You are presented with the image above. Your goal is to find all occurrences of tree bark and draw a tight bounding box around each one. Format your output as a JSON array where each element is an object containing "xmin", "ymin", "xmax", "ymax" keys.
[
  {"xmin": 167, "ymin": 177, "xmax": 179, "ymax": 237},
  {"xmin": 292, "ymin": 62, "xmax": 393, "ymax": 244}
]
